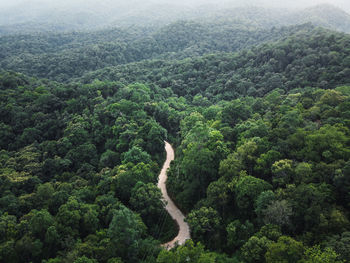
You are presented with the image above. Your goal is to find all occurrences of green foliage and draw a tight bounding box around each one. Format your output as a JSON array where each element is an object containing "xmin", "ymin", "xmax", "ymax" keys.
[
  {"xmin": 113, "ymin": 162, "xmax": 156, "ymax": 202},
  {"xmin": 0, "ymin": 23, "xmax": 328, "ymax": 82},
  {"xmin": 28, "ymin": 209, "xmax": 54, "ymax": 240},
  {"xmin": 108, "ymin": 206, "xmax": 146, "ymax": 261},
  {"xmin": 235, "ymin": 175, "xmax": 273, "ymax": 214},
  {"xmin": 0, "ymin": 13, "xmax": 350, "ymax": 263},
  {"xmin": 256, "ymin": 225, "xmax": 282, "ymax": 242},
  {"xmin": 301, "ymin": 245, "xmax": 344, "ymax": 263},
  {"xmin": 226, "ymin": 220, "xmax": 254, "ymax": 249},
  {"xmin": 271, "ymin": 159, "xmax": 294, "ymax": 187},
  {"xmin": 186, "ymin": 207, "xmax": 224, "ymax": 250},
  {"xmin": 121, "ymin": 146, "xmax": 151, "ymax": 164},
  {"xmin": 157, "ymin": 240, "xmax": 227, "ymax": 263},
  {"xmin": 254, "ymin": 191, "xmax": 276, "ymax": 221},
  {"xmin": 79, "ymin": 27, "xmax": 350, "ymax": 100},
  {"xmin": 241, "ymin": 236, "xmax": 273, "ymax": 263},
  {"xmin": 187, "ymin": 207, "xmax": 221, "ymax": 242},
  {"xmin": 265, "ymin": 236, "xmax": 304, "ymax": 263},
  {"xmin": 129, "ymin": 182, "xmax": 166, "ymax": 237},
  {"xmin": 262, "ymin": 200, "xmax": 292, "ymax": 228},
  {"xmin": 99, "ymin": 149, "xmax": 120, "ymax": 169},
  {"xmin": 74, "ymin": 256, "xmax": 98, "ymax": 263},
  {"xmin": 324, "ymin": 232, "xmax": 350, "ymax": 261},
  {"xmin": 130, "ymin": 182, "xmax": 163, "ymax": 218}
]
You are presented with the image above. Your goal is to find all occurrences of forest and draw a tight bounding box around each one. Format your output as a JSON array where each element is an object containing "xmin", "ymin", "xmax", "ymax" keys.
[{"xmin": 0, "ymin": 2, "xmax": 350, "ymax": 263}]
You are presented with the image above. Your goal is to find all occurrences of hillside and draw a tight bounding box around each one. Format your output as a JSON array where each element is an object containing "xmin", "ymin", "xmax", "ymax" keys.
[
  {"xmin": 0, "ymin": 23, "xmax": 316, "ymax": 82},
  {"xmin": 79, "ymin": 26, "xmax": 350, "ymax": 100},
  {"xmin": 203, "ymin": 4, "xmax": 350, "ymax": 33},
  {"xmin": 286, "ymin": 4, "xmax": 350, "ymax": 33},
  {"xmin": 1, "ymin": 3, "xmax": 350, "ymax": 34}
]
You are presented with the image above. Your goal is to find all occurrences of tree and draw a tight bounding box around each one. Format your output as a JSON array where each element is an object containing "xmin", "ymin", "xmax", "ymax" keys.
[
  {"xmin": 333, "ymin": 161, "xmax": 350, "ymax": 208},
  {"xmin": 36, "ymin": 183, "xmax": 54, "ymax": 207},
  {"xmin": 262, "ymin": 200, "xmax": 292, "ymax": 228},
  {"xmin": 0, "ymin": 122, "xmax": 14, "ymax": 150},
  {"xmin": 181, "ymin": 142, "xmax": 217, "ymax": 196},
  {"xmin": 65, "ymin": 142, "xmax": 98, "ymax": 170},
  {"xmin": 235, "ymin": 175, "xmax": 272, "ymax": 214},
  {"xmin": 99, "ymin": 150, "xmax": 120, "ymax": 169},
  {"xmin": 107, "ymin": 258, "xmax": 124, "ymax": 263},
  {"xmin": 221, "ymin": 99, "xmax": 251, "ymax": 127},
  {"xmin": 28, "ymin": 209, "xmax": 54, "ymax": 240},
  {"xmin": 287, "ymin": 183, "xmax": 333, "ymax": 232},
  {"xmin": 271, "ymin": 159, "xmax": 294, "ymax": 187},
  {"xmin": 56, "ymin": 197, "xmax": 82, "ymax": 237},
  {"xmin": 74, "ymin": 256, "xmax": 98, "ymax": 263},
  {"xmin": 256, "ymin": 225, "xmax": 282, "ymax": 242},
  {"xmin": 44, "ymin": 226, "xmax": 60, "ymax": 258},
  {"xmin": 0, "ymin": 213, "xmax": 17, "ymax": 243},
  {"xmin": 81, "ymin": 204, "xmax": 99, "ymax": 236},
  {"xmin": 301, "ymin": 245, "xmax": 343, "ymax": 263},
  {"xmin": 63, "ymin": 117, "xmax": 89, "ymax": 146},
  {"xmin": 226, "ymin": 220, "xmax": 254, "ymax": 249},
  {"xmin": 0, "ymin": 240, "xmax": 17, "ymax": 263},
  {"xmin": 254, "ymin": 190, "xmax": 275, "ymax": 221},
  {"xmin": 144, "ymin": 121, "xmax": 167, "ymax": 155},
  {"xmin": 325, "ymin": 232, "xmax": 350, "ymax": 261},
  {"xmin": 304, "ymin": 125, "xmax": 349, "ymax": 163},
  {"xmin": 15, "ymin": 235, "xmax": 43, "ymax": 263},
  {"xmin": 241, "ymin": 236, "xmax": 272, "ymax": 263},
  {"xmin": 129, "ymin": 182, "xmax": 164, "ymax": 228},
  {"xmin": 113, "ymin": 162, "xmax": 156, "ymax": 202},
  {"xmin": 235, "ymin": 140, "xmax": 259, "ymax": 175},
  {"xmin": 265, "ymin": 236, "xmax": 304, "ymax": 263},
  {"xmin": 294, "ymin": 162, "xmax": 313, "ymax": 184},
  {"xmin": 186, "ymin": 207, "xmax": 221, "ymax": 246},
  {"xmin": 255, "ymin": 150, "xmax": 281, "ymax": 179},
  {"xmin": 157, "ymin": 240, "xmax": 216, "ymax": 263},
  {"xmin": 219, "ymin": 153, "xmax": 243, "ymax": 179},
  {"xmin": 108, "ymin": 206, "xmax": 146, "ymax": 261},
  {"xmin": 206, "ymin": 178, "xmax": 231, "ymax": 214},
  {"xmin": 319, "ymin": 90, "xmax": 345, "ymax": 107},
  {"xmin": 121, "ymin": 146, "xmax": 151, "ymax": 164}
]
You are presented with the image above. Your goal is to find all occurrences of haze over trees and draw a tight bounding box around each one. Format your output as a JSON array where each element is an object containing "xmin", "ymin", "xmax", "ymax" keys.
[
  {"xmin": 1, "ymin": 0, "xmax": 350, "ymax": 33},
  {"xmin": 0, "ymin": 0, "xmax": 349, "ymax": 262}
]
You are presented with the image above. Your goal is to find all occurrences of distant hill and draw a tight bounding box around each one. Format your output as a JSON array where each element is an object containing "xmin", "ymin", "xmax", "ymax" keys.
[
  {"xmin": 202, "ymin": 4, "xmax": 350, "ymax": 33},
  {"xmin": 78, "ymin": 26, "xmax": 350, "ymax": 100},
  {"xmin": 285, "ymin": 4, "xmax": 350, "ymax": 33},
  {"xmin": 0, "ymin": 23, "xmax": 316, "ymax": 82},
  {"xmin": 0, "ymin": 3, "xmax": 350, "ymax": 34}
]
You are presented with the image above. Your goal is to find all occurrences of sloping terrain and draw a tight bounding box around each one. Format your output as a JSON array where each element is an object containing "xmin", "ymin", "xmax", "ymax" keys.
[
  {"xmin": 0, "ymin": 23, "xmax": 315, "ymax": 81},
  {"xmin": 78, "ymin": 26, "xmax": 350, "ymax": 100}
]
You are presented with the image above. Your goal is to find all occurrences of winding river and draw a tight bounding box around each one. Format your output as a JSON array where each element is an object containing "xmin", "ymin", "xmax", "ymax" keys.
[{"xmin": 157, "ymin": 141, "xmax": 191, "ymax": 249}]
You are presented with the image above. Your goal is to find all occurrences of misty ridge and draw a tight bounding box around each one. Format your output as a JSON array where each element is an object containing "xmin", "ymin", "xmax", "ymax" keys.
[
  {"xmin": 1, "ymin": 0, "xmax": 350, "ymax": 82},
  {"xmin": 1, "ymin": 0, "xmax": 350, "ymax": 34}
]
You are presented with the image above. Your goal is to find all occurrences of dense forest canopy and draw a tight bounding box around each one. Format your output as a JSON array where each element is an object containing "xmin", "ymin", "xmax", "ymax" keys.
[
  {"xmin": 0, "ymin": 1, "xmax": 350, "ymax": 263},
  {"xmin": 2, "ymin": 23, "xmax": 330, "ymax": 82}
]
